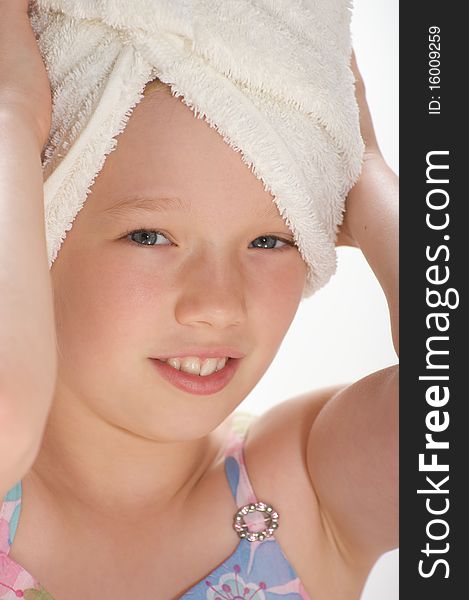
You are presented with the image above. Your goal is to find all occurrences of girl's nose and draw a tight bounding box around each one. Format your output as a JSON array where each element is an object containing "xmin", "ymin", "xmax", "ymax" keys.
[{"xmin": 174, "ymin": 255, "xmax": 247, "ymax": 329}]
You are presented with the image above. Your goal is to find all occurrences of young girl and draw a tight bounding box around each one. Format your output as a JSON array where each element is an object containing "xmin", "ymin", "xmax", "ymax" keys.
[{"xmin": 0, "ymin": 1, "xmax": 398, "ymax": 599}]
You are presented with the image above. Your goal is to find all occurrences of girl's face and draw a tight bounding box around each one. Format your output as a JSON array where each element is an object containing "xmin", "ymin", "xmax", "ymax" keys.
[{"xmin": 50, "ymin": 83, "xmax": 308, "ymax": 441}]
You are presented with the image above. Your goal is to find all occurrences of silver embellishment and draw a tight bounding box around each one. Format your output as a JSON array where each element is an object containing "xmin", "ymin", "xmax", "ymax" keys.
[{"xmin": 232, "ymin": 501, "xmax": 280, "ymax": 542}]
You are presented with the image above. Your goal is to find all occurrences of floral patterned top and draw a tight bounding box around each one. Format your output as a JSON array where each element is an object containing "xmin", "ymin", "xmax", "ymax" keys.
[{"xmin": 1, "ymin": 411, "xmax": 311, "ymax": 599}]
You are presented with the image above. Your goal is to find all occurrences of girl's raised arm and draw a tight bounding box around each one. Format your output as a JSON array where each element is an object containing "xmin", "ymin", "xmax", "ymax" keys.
[
  {"xmin": 0, "ymin": 0, "xmax": 57, "ymax": 498},
  {"xmin": 306, "ymin": 51, "xmax": 399, "ymax": 564}
]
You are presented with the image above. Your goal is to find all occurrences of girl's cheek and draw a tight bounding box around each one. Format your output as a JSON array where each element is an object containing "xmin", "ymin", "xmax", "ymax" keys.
[
  {"xmin": 249, "ymin": 262, "xmax": 306, "ymax": 332},
  {"xmin": 249, "ymin": 257, "xmax": 306, "ymax": 300}
]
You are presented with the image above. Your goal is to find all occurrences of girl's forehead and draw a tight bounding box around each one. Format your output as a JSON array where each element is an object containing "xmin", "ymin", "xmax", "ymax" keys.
[{"xmin": 85, "ymin": 85, "xmax": 287, "ymax": 226}]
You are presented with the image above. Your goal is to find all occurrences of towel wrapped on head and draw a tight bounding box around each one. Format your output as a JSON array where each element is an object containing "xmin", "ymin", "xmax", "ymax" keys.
[{"xmin": 29, "ymin": 0, "xmax": 364, "ymax": 298}]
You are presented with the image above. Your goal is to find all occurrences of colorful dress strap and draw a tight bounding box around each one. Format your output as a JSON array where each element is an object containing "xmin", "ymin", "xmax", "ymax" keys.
[
  {"xmin": 183, "ymin": 410, "xmax": 311, "ymax": 599},
  {"xmin": 0, "ymin": 482, "xmax": 22, "ymax": 556},
  {"xmin": 1, "ymin": 481, "xmax": 42, "ymax": 598},
  {"xmin": 224, "ymin": 412, "xmax": 270, "ymax": 536}
]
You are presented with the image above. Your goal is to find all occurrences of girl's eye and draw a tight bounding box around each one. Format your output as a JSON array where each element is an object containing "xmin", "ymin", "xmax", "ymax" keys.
[
  {"xmin": 123, "ymin": 230, "xmax": 296, "ymax": 251},
  {"xmin": 249, "ymin": 235, "xmax": 295, "ymax": 250},
  {"xmin": 125, "ymin": 229, "xmax": 172, "ymax": 246}
]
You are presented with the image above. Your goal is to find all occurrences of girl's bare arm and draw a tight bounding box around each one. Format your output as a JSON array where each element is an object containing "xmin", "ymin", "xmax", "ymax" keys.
[
  {"xmin": 0, "ymin": 0, "xmax": 56, "ymax": 497},
  {"xmin": 336, "ymin": 50, "xmax": 398, "ymax": 355},
  {"xmin": 306, "ymin": 51, "xmax": 399, "ymax": 564}
]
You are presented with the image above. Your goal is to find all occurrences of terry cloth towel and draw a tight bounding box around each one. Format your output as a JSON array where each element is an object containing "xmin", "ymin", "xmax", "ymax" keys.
[{"xmin": 29, "ymin": 0, "xmax": 364, "ymax": 298}]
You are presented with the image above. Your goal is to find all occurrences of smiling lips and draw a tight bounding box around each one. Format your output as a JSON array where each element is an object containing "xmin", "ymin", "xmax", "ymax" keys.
[
  {"xmin": 150, "ymin": 356, "xmax": 240, "ymax": 395},
  {"xmin": 159, "ymin": 356, "xmax": 228, "ymax": 377}
]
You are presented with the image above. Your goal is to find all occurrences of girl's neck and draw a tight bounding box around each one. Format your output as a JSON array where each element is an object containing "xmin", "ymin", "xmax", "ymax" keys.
[{"xmin": 28, "ymin": 391, "xmax": 232, "ymax": 524}]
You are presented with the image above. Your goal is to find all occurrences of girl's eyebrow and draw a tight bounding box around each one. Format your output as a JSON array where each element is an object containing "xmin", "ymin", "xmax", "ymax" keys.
[
  {"xmin": 100, "ymin": 195, "xmax": 190, "ymax": 217},
  {"xmin": 100, "ymin": 193, "xmax": 286, "ymax": 223}
]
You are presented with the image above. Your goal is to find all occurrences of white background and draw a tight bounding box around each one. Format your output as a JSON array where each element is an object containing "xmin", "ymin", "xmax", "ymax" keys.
[{"xmin": 237, "ymin": 0, "xmax": 399, "ymax": 597}]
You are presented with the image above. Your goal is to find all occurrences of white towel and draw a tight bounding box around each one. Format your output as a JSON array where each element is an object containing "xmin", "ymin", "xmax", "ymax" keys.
[{"xmin": 29, "ymin": 0, "xmax": 364, "ymax": 298}]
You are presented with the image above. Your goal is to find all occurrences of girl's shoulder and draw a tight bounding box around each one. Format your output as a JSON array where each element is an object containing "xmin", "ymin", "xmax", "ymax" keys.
[
  {"xmin": 241, "ymin": 385, "xmax": 341, "ymax": 477},
  {"xmin": 234, "ymin": 385, "xmax": 360, "ymax": 593}
]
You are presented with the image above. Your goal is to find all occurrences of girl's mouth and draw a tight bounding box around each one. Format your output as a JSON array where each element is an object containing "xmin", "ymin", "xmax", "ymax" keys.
[
  {"xmin": 149, "ymin": 357, "xmax": 241, "ymax": 395},
  {"xmin": 158, "ymin": 356, "xmax": 228, "ymax": 376}
]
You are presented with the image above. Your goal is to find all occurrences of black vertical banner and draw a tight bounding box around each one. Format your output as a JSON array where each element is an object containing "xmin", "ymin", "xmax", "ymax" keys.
[{"xmin": 400, "ymin": 2, "xmax": 466, "ymax": 597}]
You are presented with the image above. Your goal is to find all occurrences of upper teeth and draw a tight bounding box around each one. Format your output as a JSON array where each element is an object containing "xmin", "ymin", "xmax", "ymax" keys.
[{"xmin": 162, "ymin": 356, "xmax": 228, "ymax": 376}]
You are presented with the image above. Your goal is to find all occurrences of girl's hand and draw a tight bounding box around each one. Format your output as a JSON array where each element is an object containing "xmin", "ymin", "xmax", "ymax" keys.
[
  {"xmin": 0, "ymin": 0, "xmax": 52, "ymax": 149},
  {"xmin": 335, "ymin": 50, "xmax": 391, "ymax": 247},
  {"xmin": 332, "ymin": 49, "xmax": 399, "ymax": 355}
]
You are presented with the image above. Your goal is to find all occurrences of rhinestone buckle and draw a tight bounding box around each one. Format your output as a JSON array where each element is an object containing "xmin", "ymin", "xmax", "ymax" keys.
[{"xmin": 233, "ymin": 501, "xmax": 279, "ymax": 542}]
